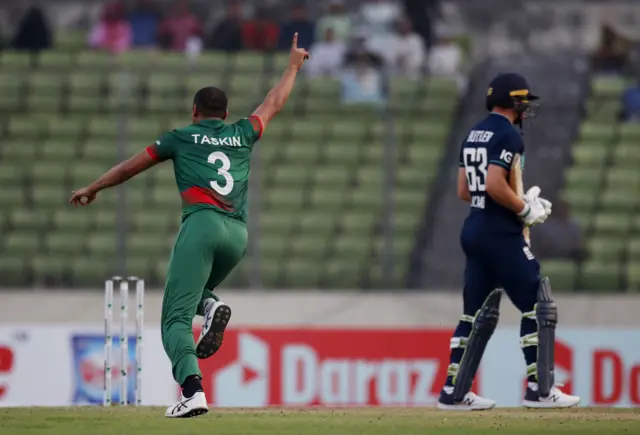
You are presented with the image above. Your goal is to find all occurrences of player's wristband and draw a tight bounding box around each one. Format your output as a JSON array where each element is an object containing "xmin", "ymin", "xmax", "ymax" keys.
[{"xmin": 518, "ymin": 203, "xmax": 531, "ymax": 218}]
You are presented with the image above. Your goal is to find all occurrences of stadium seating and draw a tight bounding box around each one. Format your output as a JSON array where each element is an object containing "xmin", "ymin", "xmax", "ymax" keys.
[
  {"xmin": 0, "ymin": 48, "xmax": 459, "ymax": 289},
  {"xmin": 558, "ymin": 75, "xmax": 640, "ymax": 292}
]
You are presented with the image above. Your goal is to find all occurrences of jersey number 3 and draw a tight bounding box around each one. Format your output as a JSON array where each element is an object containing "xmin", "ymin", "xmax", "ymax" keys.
[
  {"xmin": 463, "ymin": 148, "xmax": 487, "ymax": 192},
  {"xmin": 208, "ymin": 151, "xmax": 233, "ymax": 195}
]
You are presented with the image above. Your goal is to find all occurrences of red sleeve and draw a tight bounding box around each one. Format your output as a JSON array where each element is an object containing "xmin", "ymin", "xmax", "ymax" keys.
[
  {"xmin": 247, "ymin": 115, "xmax": 264, "ymax": 139},
  {"xmin": 146, "ymin": 144, "xmax": 160, "ymax": 161}
]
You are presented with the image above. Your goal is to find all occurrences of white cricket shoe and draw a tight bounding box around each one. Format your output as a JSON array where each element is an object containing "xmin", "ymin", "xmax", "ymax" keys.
[
  {"xmin": 522, "ymin": 383, "xmax": 580, "ymax": 408},
  {"xmin": 196, "ymin": 300, "xmax": 232, "ymax": 359},
  {"xmin": 437, "ymin": 386, "xmax": 496, "ymax": 411},
  {"xmin": 165, "ymin": 392, "xmax": 208, "ymax": 418}
]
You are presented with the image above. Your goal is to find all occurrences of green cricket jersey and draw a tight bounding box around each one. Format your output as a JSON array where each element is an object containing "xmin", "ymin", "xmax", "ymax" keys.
[{"xmin": 146, "ymin": 116, "xmax": 264, "ymax": 223}]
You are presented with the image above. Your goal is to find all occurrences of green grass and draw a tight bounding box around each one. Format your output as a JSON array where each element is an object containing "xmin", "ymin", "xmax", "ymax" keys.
[{"xmin": 1, "ymin": 408, "xmax": 639, "ymax": 435}]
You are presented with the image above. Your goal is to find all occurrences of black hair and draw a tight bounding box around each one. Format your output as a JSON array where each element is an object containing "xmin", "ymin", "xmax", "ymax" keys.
[{"xmin": 193, "ymin": 87, "xmax": 228, "ymax": 118}]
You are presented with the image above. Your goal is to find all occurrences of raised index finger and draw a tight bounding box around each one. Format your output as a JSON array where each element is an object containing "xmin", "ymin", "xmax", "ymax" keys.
[{"xmin": 292, "ymin": 32, "xmax": 298, "ymax": 49}]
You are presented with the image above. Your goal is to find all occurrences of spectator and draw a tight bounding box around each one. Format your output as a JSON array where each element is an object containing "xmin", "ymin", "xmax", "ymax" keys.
[
  {"xmin": 129, "ymin": 0, "xmax": 160, "ymax": 49},
  {"xmin": 592, "ymin": 24, "xmax": 630, "ymax": 75},
  {"xmin": 622, "ymin": 79, "xmax": 640, "ymax": 122},
  {"xmin": 359, "ymin": 0, "xmax": 401, "ymax": 37},
  {"xmin": 385, "ymin": 18, "xmax": 425, "ymax": 79},
  {"xmin": 242, "ymin": 6, "xmax": 279, "ymax": 51},
  {"xmin": 341, "ymin": 34, "xmax": 385, "ymax": 105},
  {"xmin": 158, "ymin": 0, "xmax": 202, "ymax": 52},
  {"xmin": 208, "ymin": 3, "xmax": 243, "ymax": 52},
  {"xmin": 12, "ymin": 5, "xmax": 52, "ymax": 52},
  {"xmin": 427, "ymin": 31, "xmax": 463, "ymax": 76},
  {"xmin": 88, "ymin": 1, "xmax": 132, "ymax": 54},
  {"xmin": 306, "ymin": 28, "xmax": 346, "ymax": 77},
  {"xmin": 316, "ymin": 0, "xmax": 350, "ymax": 43},
  {"xmin": 278, "ymin": 4, "xmax": 315, "ymax": 50},
  {"xmin": 533, "ymin": 200, "xmax": 585, "ymax": 261}
]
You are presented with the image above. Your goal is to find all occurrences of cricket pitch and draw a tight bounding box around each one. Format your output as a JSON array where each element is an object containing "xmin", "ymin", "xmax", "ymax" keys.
[{"xmin": 2, "ymin": 407, "xmax": 639, "ymax": 435}]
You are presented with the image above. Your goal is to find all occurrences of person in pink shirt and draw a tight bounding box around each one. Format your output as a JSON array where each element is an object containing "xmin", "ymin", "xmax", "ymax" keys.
[
  {"xmin": 158, "ymin": 0, "xmax": 202, "ymax": 52},
  {"xmin": 88, "ymin": 1, "xmax": 132, "ymax": 54}
]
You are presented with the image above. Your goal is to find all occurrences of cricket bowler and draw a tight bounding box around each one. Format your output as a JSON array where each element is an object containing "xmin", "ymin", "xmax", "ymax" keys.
[
  {"xmin": 436, "ymin": 73, "xmax": 581, "ymax": 410},
  {"xmin": 69, "ymin": 34, "xmax": 310, "ymax": 418}
]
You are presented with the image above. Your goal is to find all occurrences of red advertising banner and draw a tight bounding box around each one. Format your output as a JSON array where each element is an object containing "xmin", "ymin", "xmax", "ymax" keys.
[{"xmin": 196, "ymin": 329, "xmax": 480, "ymax": 407}]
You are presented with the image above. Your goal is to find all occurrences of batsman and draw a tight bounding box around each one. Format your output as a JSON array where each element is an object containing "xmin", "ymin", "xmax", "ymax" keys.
[
  {"xmin": 69, "ymin": 34, "xmax": 310, "ymax": 417},
  {"xmin": 437, "ymin": 73, "xmax": 581, "ymax": 410}
]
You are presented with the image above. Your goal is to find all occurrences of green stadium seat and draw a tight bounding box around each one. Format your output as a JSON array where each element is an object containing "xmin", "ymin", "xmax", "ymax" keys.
[
  {"xmin": 325, "ymin": 142, "xmax": 361, "ymax": 163},
  {"xmin": 580, "ymin": 122, "xmax": 614, "ymax": 142},
  {"xmin": 0, "ymin": 163, "xmax": 24, "ymax": 185},
  {"xmin": 619, "ymin": 123, "xmax": 640, "ymax": 140},
  {"xmin": 340, "ymin": 212, "xmax": 376, "ymax": 234},
  {"xmin": 42, "ymin": 139, "xmax": 77, "ymax": 160},
  {"xmin": 600, "ymin": 189, "xmax": 638, "ymax": 211},
  {"xmin": 539, "ymin": 260, "xmax": 576, "ymax": 292},
  {"xmin": 8, "ymin": 116, "xmax": 47, "ymax": 138},
  {"xmin": 334, "ymin": 236, "xmax": 370, "ymax": 257},
  {"xmin": 1, "ymin": 188, "xmax": 27, "ymax": 208},
  {"xmin": 587, "ymin": 237, "xmax": 626, "ymax": 259},
  {"xmin": 52, "ymin": 209, "xmax": 92, "ymax": 231},
  {"xmin": 32, "ymin": 184, "xmax": 68, "ymax": 207},
  {"xmin": 265, "ymin": 188, "xmax": 305, "ymax": 209},
  {"xmin": 45, "ymin": 233, "xmax": 83, "ymax": 255},
  {"xmin": 580, "ymin": 261, "xmax": 621, "ymax": 292},
  {"xmin": 55, "ymin": 30, "xmax": 86, "ymax": 51},
  {"xmin": 5, "ymin": 231, "xmax": 40, "ymax": 255},
  {"xmin": 593, "ymin": 213, "xmax": 631, "ymax": 235},
  {"xmin": 9, "ymin": 208, "xmax": 49, "ymax": 231},
  {"xmin": 1, "ymin": 140, "xmax": 37, "ymax": 161},
  {"xmin": 71, "ymin": 258, "xmax": 112, "ymax": 287},
  {"xmin": 0, "ymin": 258, "xmax": 28, "ymax": 286},
  {"xmin": 572, "ymin": 142, "xmax": 608, "ymax": 166},
  {"xmin": 0, "ymin": 51, "xmax": 33, "ymax": 70},
  {"xmin": 565, "ymin": 167, "xmax": 602, "ymax": 190},
  {"xmin": 613, "ymin": 142, "xmax": 640, "ymax": 166},
  {"xmin": 193, "ymin": 52, "xmax": 228, "ymax": 70},
  {"xmin": 606, "ymin": 169, "xmax": 640, "ymax": 190},
  {"xmin": 259, "ymin": 213, "xmax": 296, "ymax": 233},
  {"xmin": 591, "ymin": 76, "xmax": 628, "ymax": 97},
  {"xmin": 290, "ymin": 236, "xmax": 329, "ymax": 258},
  {"xmin": 309, "ymin": 187, "xmax": 346, "ymax": 208},
  {"xmin": 284, "ymin": 259, "xmax": 321, "ymax": 287},
  {"xmin": 626, "ymin": 263, "xmax": 640, "ymax": 292},
  {"xmin": 350, "ymin": 189, "xmax": 383, "ymax": 209},
  {"xmin": 77, "ymin": 51, "xmax": 114, "ymax": 68},
  {"xmin": 39, "ymin": 52, "xmax": 74, "ymax": 70},
  {"xmin": 87, "ymin": 234, "xmax": 117, "ymax": 257},
  {"xmin": 284, "ymin": 141, "xmax": 320, "ymax": 163},
  {"xmin": 48, "ymin": 116, "xmax": 86, "ymax": 138},
  {"xmin": 425, "ymin": 77, "xmax": 457, "ymax": 96}
]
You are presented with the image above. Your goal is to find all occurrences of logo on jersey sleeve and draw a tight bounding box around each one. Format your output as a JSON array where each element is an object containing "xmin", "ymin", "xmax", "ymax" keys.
[{"xmin": 499, "ymin": 149, "xmax": 513, "ymax": 164}]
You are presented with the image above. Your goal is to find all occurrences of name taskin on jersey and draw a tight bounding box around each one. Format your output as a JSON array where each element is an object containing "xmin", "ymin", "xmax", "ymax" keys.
[{"xmin": 188, "ymin": 134, "xmax": 242, "ymax": 147}]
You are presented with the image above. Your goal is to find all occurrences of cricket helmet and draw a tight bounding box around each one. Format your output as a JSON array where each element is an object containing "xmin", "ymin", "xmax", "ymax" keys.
[{"xmin": 486, "ymin": 73, "xmax": 539, "ymax": 120}]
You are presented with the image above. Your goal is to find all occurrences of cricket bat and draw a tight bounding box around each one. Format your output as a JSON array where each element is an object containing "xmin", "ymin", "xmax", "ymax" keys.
[{"xmin": 509, "ymin": 153, "xmax": 531, "ymax": 246}]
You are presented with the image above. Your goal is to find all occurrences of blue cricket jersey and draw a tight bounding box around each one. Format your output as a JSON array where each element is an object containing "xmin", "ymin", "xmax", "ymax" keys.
[{"xmin": 459, "ymin": 113, "xmax": 525, "ymax": 236}]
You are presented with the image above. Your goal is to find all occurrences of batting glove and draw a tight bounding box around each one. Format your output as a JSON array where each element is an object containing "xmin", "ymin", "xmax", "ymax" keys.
[{"xmin": 518, "ymin": 197, "xmax": 548, "ymax": 227}]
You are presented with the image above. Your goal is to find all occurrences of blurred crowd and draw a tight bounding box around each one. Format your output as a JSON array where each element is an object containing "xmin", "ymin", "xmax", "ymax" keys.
[
  {"xmin": 591, "ymin": 24, "xmax": 640, "ymax": 122},
  {"xmin": 5, "ymin": 0, "xmax": 463, "ymax": 83}
]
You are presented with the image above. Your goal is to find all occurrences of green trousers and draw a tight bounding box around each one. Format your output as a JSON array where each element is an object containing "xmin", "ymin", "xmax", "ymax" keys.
[{"xmin": 161, "ymin": 209, "xmax": 247, "ymax": 385}]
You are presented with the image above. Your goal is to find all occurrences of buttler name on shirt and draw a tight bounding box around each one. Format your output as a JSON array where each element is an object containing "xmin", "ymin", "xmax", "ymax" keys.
[{"xmin": 191, "ymin": 134, "xmax": 242, "ymax": 147}]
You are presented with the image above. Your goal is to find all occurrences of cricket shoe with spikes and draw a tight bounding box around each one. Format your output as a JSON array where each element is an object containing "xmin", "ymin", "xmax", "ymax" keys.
[
  {"xmin": 165, "ymin": 392, "xmax": 208, "ymax": 418},
  {"xmin": 196, "ymin": 300, "xmax": 232, "ymax": 359},
  {"xmin": 437, "ymin": 386, "xmax": 496, "ymax": 411},
  {"xmin": 522, "ymin": 383, "xmax": 580, "ymax": 408}
]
